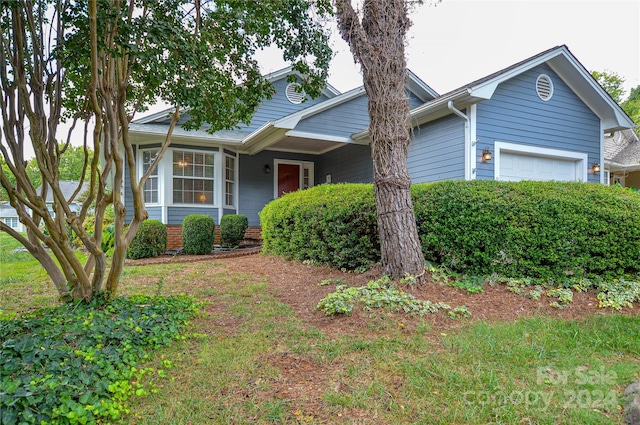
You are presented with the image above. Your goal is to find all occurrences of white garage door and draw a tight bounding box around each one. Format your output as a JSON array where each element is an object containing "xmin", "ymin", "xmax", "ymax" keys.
[{"xmin": 499, "ymin": 152, "xmax": 579, "ymax": 182}]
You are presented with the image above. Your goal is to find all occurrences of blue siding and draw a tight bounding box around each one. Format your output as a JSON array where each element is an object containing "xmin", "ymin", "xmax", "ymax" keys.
[
  {"xmin": 146, "ymin": 207, "xmax": 162, "ymax": 221},
  {"xmin": 317, "ymin": 144, "xmax": 373, "ymax": 183},
  {"xmin": 238, "ymin": 151, "xmax": 318, "ymax": 226},
  {"xmin": 222, "ymin": 208, "xmax": 236, "ymax": 216},
  {"xmin": 167, "ymin": 206, "xmax": 218, "ymax": 225},
  {"xmin": 408, "ymin": 115, "xmax": 466, "ymax": 182},
  {"xmin": 476, "ymin": 64, "xmax": 600, "ymax": 182},
  {"xmin": 295, "ymin": 95, "xmax": 369, "ymax": 137},
  {"xmin": 240, "ymin": 78, "xmax": 330, "ymax": 132}
]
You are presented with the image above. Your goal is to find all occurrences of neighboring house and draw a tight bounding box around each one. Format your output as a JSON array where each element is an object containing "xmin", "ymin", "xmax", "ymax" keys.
[
  {"xmin": 0, "ymin": 202, "xmax": 25, "ymax": 232},
  {"xmin": 604, "ymin": 129, "xmax": 640, "ymax": 188},
  {"xmin": 37, "ymin": 180, "xmax": 91, "ymax": 215},
  {"xmin": 0, "ymin": 181, "xmax": 89, "ymax": 233},
  {"xmin": 127, "ymin": 45, "xmax": 634, "ymax": 247}
]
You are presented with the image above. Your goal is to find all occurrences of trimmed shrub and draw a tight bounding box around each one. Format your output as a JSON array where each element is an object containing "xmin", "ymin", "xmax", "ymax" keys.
[
  {"xmin": 260, "ymin": 181, "xmax": 640, "ymax": 281},
  {"xmin": 182, "ymin": 214, "xmax": 215, "ymax": 255},
  {"xmin": 220, "ymin": 214, "xmax": 248, "ymax": 248},
  {"xmin": 260, "ymin": 184, "xmax": 379, "ymax": 270},
  {"xmin": 412, "ymin": 180, "xmax": 640, "ymax": 281},
  {"xmin": 126, "ymin": 220, "xmax": 167, "ymax": 260}
]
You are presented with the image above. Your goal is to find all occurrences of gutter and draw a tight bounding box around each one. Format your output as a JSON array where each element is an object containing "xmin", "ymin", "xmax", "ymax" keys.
[{"xmin": 447, "ymin": 101, "xmax": 468, "ymax": 121}]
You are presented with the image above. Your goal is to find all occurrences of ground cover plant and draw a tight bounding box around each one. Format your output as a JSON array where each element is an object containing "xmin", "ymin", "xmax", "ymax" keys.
[
  {"xmin": 0, "ymin": 294, "xmax": 202, "ymax": 424},
  {"xmin": 2, "ymin": 243, "xmax": 640, "ymax": 424}
]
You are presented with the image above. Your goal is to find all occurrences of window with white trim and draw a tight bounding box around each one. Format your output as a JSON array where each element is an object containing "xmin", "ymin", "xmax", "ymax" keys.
[
  {"xmin": 142, "ymin": 150, "xmax": 159, "ymax": 204},
  {"xmin": 224, "ymin": 155, "xmax": 235, "ymax": 207},
  {"xmin": 3, "ymin": 217, "xmax": 18, "ymax": 228},
  {"xmin": 173, "ymin": 150, "xmax": 215, "ymax": 204}
]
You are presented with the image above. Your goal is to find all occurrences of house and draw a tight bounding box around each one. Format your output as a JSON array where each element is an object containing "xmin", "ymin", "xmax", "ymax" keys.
[
  {"xmin": 38, "ymin": 180, "xmax": 91, "ymax": 215},
  {"xmin": 604, "ymin": 129, "xmax": 640, "ymax": 188},
  {"xmin": 0, "ymin": 181, "xmax": 89, "ymax": 233},
  {"xmin": 127, "ymin": 45, "xmax": 635, "ymax": 248},
  {"xmin": 0, "ymin": 202, "xmax": 25, "ymax": 232}
]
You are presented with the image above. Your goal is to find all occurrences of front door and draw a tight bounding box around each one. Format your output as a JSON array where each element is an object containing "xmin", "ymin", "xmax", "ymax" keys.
[{"xmin": 277, "ymin": 163, "xmax": 300, "ymax": 197}]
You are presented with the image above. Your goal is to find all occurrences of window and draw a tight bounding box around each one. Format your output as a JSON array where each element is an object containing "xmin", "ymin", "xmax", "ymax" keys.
[
  {"xmin": 173, "ymin": 150, "xmax": 214, "ymax": 204},
  {"xmin": 303, "ymin": 167, "xmax": 310, "ymax": 189},
  {"xmin": 142, "ymin": 150, "xmax": 159, "ymax": 203},
  {"xmin": 225, "ymin": 155, "xmax": 235, "ymax": 207},
  {"xmin": 3, "ymin": 217, "xmax": 18, "ymax": 228}
]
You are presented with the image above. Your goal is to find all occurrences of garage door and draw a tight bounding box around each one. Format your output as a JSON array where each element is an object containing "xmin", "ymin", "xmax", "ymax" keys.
[{"xmin": 499, "ymin": 152, "xmax": 579, "ymax": 182}]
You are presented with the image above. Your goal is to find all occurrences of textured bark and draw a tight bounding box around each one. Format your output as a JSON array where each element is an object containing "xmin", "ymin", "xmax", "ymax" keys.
[{"xmin": 334, "ymin": 0, "xmax": 425, "ymax": 280}]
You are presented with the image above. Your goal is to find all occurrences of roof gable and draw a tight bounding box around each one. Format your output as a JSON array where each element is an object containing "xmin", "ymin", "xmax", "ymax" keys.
[{"xmin": 407, "ymin": 45, "xmax": 635, "ymax": 132}]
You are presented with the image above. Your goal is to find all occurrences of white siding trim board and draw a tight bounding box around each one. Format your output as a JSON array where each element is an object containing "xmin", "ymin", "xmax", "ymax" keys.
[{"xmin": 468, "ymin": 104, "xmax": 478, "ymax": 180}]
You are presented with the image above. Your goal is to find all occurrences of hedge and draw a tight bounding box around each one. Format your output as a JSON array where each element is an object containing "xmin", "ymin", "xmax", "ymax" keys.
[
  {"xmin": 220, "ymin": 214, "xmax": 248, "ymax": 248},
  {"xmin": 182, "ymin": 214, "xmax": 215, "ymax": 255},
  {"xmin": 413, "ymin": 180, "xmax": 640, "ymax": 280},
  {"xmin": 260, "ymin": 181, "xmax": 640, "ymax": 281},
  {"xmin": 260, "ymin": 184, "xmax": 379, "ymax": 269},
  {"xmin": 126, "ymin": 220, "xmax": 167, "ymax": 260}
]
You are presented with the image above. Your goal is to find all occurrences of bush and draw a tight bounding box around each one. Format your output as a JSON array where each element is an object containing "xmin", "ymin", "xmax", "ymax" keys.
[
  {"xmin": 260, "ymin": 181, "xmax": 640, "ymax": 281},
  {"xmin": 220, "ymin": 214, "xmax": 248, "ymax": 248},
  {"xmin": 102, "ymin": 224, "xmax": 115, "ymax": 256},
  {"xmin": 126, "ymin": 220, "xmax": 167, "ymax": 259},
  {"xmin": 412, "ymin": 180, "xmax": 640, "ymax": 281},
  {"xmin": 182, "ymin": 214, "xmax": 215, "ymax": 255},
  {"xmin": 260, "ymin": 184, "xmax": 379, "ymax": 270}
]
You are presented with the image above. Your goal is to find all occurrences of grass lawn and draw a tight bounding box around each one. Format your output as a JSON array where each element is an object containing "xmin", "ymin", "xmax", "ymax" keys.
[{"xmin": 1, "ymin": 232, "xmax": 639, "ymax": 424}]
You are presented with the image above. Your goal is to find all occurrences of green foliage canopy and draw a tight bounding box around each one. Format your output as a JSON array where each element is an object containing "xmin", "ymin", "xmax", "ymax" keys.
[
  {"xmin": 58, "ymin": 0, "xmax": 333, "ymax": 130},
  {"xmin": 591, "ymin": 69, "xmax": 626, "ymax": 104}
]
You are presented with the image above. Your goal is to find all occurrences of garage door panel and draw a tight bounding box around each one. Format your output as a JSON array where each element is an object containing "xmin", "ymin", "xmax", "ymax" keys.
[{"xmin": 499, "ymin": 152, "xmax": 578, "ymax": 182}]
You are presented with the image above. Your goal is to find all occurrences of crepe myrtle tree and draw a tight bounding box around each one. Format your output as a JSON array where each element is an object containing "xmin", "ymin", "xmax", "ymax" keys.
[
  {"xmin": 0, "ymin": 0, "xmax": 331, "ymax": 301},
  {"xmin": 333, "ymin": 0, "xmax": 434, "ymax": 281}
]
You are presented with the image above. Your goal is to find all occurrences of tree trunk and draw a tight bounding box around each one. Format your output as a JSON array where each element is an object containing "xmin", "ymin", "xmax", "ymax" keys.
[{"xmin": 334, "ymin": 0, "xmax": 426, "ymax": 280}]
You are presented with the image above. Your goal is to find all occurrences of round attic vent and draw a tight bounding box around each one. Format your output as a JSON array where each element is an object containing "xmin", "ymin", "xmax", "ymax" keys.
[
  {"xmin": 536, "ymin": 74, "xmax": 554, "ymax": 101},
  {"xmin": 285, "ymin": 83, "xmax": 305, "ymax": 104}
]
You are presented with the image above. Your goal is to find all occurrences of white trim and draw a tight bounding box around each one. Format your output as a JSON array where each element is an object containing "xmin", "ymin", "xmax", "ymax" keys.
[
  {"xmin": 599, "ymin": 121, "xmax": 605, "ymax": 184},
  {"xmin": 284, "ymin": 130, "xmax": 353, "ymax": 144},
  {"xmin": 223, "ymin": 152, "xmax": 238, "ymax": 209},
  {"xmin": 494, "ymin": 141, "xmax": 588, "ymax": 182},
  {"xmin": 273, "ymin": 159, "xmax": 314, "ymax": 198},
  {"xmin": 468, "ymin": 104, "xmax": 478, "ymax": 180},
  {"xmin": 169, "ymin": 147, "xmax": 218, "ymax": 207},
  {"xmin": 138, "ymin": 147, "xmax": 162, "ymax": 207}
]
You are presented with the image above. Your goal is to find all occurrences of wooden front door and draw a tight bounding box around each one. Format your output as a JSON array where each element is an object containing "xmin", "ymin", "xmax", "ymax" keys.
[{"xmin": 277, "ymin": 163, "xmax": 300, "ymax": 197}]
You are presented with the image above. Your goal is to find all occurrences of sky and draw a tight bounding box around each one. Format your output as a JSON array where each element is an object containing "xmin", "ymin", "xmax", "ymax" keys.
[
  {"xmin": 23, "ymin": 0, "xmax": 640, "ymax": 158},
  {"xmin": 258, "ymin": 0, "xmax": 640, "ymax": 98}
]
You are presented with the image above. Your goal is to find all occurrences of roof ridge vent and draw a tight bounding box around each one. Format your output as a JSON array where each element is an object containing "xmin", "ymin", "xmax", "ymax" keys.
[{"xmin": 536, "ymin": 74, "xmax": 554, "ymax": 101}]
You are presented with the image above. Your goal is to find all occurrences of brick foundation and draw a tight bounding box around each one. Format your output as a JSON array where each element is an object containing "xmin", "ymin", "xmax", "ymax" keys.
[{"xmin": 166, "ymin": 224, "xmax": 262, "ymax": 249}]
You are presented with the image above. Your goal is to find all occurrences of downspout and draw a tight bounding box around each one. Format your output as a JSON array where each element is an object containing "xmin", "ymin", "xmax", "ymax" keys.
[
  {"xmin": 447, "ymin": 101, "xmax": 468, "ymax": 121},
  {"xmin": 447, "ymin": 101, "xmax": 473, "ymax": 180}
]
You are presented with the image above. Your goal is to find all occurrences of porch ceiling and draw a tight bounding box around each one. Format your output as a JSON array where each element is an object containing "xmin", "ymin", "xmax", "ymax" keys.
[{"xmin": 267, "ymin": 136, "xmax": 348, "ymax": 155}]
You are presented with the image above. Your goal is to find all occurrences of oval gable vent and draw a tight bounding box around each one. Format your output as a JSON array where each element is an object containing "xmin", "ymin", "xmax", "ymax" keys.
[
  {"xmin": 536, "ymin": 74, "xmax": 553, "ymax": 101},
  {"xmin": 285, "ymin": 83, "xmax": 305, "ymax": 104}
]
